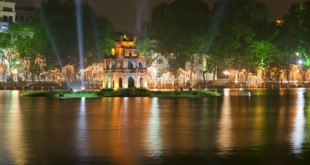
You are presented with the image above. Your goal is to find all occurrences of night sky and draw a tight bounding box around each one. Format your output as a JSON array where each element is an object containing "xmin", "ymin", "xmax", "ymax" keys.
[{"xmin": 11, "ymin": 0, "xmax": 308, "ymax": 33}]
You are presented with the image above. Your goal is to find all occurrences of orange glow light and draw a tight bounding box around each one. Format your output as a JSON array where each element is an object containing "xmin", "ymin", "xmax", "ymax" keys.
[{"xmin": 276, "ymin": 19, "xmax": 283, "ymax": 25}]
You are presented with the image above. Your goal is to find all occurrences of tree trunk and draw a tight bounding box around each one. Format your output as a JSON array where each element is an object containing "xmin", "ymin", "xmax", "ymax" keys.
[
  {"xmin": 213, "ymin": 65, "xmax": 217, "ymax": 82},
  {"xmin": 202, "ymin": 71, "xmax": 206, "ymax": 86},
  {"xmin": 189, "ymin": 56, "xmax": 194, "ymax": 87},
  {"xmin": 147, "ymin": 52, "xmax": 160, "ymax": 67}
]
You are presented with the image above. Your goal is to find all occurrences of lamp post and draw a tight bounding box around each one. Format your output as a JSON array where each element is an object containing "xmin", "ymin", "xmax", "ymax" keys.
[{"xmin": 223, "ymin": 70, "xmax": 230, "ymax": 85}]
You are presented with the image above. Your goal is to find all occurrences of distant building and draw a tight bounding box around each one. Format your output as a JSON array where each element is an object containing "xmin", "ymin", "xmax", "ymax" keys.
[
  {"xmin": 15, "ymin": 7, "xmax": 35, "ymax": 24},
  {"xmin": 102, "ymin": 35, "xmax": 148, "ymax": 89},
  {"xmin": 0, "ymin": 0, "xmax": 15, "ymax": 32}
]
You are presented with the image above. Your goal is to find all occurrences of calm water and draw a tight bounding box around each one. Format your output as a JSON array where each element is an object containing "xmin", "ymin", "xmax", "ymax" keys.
[{"xmin": 1, "ymin": 89, "xmax": 310, "ymax": 164}]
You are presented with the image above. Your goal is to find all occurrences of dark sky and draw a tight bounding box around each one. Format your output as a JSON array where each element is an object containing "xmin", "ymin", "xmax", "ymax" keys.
[{"xmin": 11, "ymin": 0, "xmax": 307, "ymax": 33}]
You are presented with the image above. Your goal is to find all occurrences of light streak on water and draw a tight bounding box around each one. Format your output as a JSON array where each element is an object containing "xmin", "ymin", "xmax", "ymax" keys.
[
  {"xmin": 76, "ymin": 97, "xmax": 90, "ymax": 157},
  {"xmin": 75, "ymin": 0, "xmax": 85, "ymax": 89},
  {"xmin": 291, "ymin": 88, "xmax": 306, "ymax": 155},
  {"xmin": 4, "ymin": 91, "xmax": 28, "ymax": 165},
  {"xmin": 146, "ymin": 97, "xmax": 163, "ymax": 156},
  {"xmin": 217, "ymin": 95, "xmax": 232, "ymax": 156}
]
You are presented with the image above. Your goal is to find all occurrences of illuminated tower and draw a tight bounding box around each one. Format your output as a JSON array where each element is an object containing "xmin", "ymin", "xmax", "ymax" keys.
[{"xmin": 102, "ymin": 35, "xmax": 147, "ymax": 89}]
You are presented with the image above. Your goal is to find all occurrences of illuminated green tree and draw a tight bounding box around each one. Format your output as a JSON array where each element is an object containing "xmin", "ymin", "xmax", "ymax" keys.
[
  {"xmin": 0, "ymin": 23, "xmax": 36, "ymax": 83},
  {"xmin": 248, "ymin": 40, "xmax": 278, "ymax": 68},
  {"xmin": 208, "ymin": 0, "xmax": 269, "ymax": 80},
  {"xmin": 279, "ymin": 2, "xmax": 310, "ymax": 67},
  {"xmin": 135, "ymin": 39, "xmax": 159, "ymax": 67}
]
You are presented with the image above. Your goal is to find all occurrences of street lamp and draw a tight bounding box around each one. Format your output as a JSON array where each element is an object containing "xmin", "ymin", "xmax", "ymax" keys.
[
  {"xmin": 223, "ymin": 70, "xmax": 229, "ymax": 76},
  {"xmin": 223, "ymin": 70, "xmax": 230, "ymax": 84}
]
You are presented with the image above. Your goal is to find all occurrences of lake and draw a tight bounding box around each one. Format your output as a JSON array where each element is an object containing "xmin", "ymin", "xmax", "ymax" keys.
[{"xmin": 1, "ymin": 88, "xmax": 310, "ymax": 164}]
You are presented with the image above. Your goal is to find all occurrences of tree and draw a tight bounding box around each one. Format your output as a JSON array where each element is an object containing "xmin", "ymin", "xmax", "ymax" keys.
[
  {"xmin": 279, "ymin": 2, "xmax": 310, "ymax": 67},
  {"xmin": 32, "ymin": 0, "xmax": 113, "ymax": 67},
  {"xmin": 207, "ymin": 0, "xmax": 269, "ymax": 81},
  {"xmin": 0, "ymin": 23, "xmax": 36, "ymax": 83},
  {"xmin": 248, "ymin": 40, "xmax": 278, "ymax": 68},
  {"xmin": 150, "ymin": 0, "xmax": 211, "ymax": 86},
  {"xmin": 135, "ymin": 39, "xmax": 158, "ymax": 67}
]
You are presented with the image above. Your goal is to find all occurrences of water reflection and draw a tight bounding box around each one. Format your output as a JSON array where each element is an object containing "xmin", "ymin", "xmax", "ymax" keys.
[
  {"xmin": 291, "ymin": 88, "xmax": 306, "ymax": 155},
  {"xmin": 2, "ymin": 91, "xmax": 28, "ymax": 164},
  {"xmin": 1, "ymin": 89, "xmax": 310, "ymax": 164},
  {"xmin": 217, "ymin": 95, "xmax": 232, "ymax": 156},
  {"xmin": 75, "ymin": 97, "xmax": 90, "ymax": 157},
  {"xmin": 109, "ymin": 97, "xmax": 141, "ymax": 165},
  {"xmin": 146, "ymin": 97, "xmax": 163, "ymax": 156}
]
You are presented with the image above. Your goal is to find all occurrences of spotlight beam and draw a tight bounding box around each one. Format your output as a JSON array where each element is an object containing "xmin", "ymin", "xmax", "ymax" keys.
[
  {"xmin": 202, "ymin": 0, "xmax": 230, "ymax": 54},
  {"xmin": 75, "ymin": 0, "xmax": 85, "ymax": 89}
]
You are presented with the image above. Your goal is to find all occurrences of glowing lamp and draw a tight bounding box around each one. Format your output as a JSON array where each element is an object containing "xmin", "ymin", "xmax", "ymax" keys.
[
  {"xmin": 12, "ymin": 69, "xmax": 18, "ymax": 74},
  {"xmin": 223, "ymin": 70, "xmax": 229, "ymax": 75},
  {"xmin": 276, "ymin": 19, "xmax": 283, "ymax": 25}
]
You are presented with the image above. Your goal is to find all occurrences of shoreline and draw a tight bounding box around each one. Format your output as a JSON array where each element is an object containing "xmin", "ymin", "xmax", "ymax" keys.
[
  {"xmin": 1, "ymin": 81, "xmax": 310, "ymax": 91},
  {"xmin": 20, "ymin": 90, "xmax": 220, "ymax": 99}
]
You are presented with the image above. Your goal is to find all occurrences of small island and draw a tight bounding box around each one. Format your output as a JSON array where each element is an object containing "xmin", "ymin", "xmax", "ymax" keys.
[{"xmin": 21, "ymin": 89, "xmax": 220, "ymax": 99}]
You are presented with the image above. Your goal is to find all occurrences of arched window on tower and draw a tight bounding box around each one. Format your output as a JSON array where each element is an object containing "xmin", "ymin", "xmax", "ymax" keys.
[
  {"xmin": 128, "ymin": 77, "xmax": 135, "ymax": 88},
  {"xmin": 128, "ymin": 62, "xmax": 134, "ymax": 70},
  {"xmin": 119, "ymin": 78, "xmax": 123, "ymax": 88}
]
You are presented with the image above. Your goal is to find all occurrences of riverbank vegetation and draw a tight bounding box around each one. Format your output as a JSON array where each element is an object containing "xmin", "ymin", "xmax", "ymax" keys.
[{"xmin": 21, "ymin": 89, "xmax": 220, "ymax": 98}]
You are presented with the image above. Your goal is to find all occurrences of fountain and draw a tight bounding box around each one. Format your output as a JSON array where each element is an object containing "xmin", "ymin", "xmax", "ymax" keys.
[
  {"xmin": 176, "ymin": 68, "xmax": 198, "ymax": 88},
  {"xmin": 61, "ymin": 64, "xmax": 75, "ymax": 88},
  {"xmin": 47, "ymin": 68, "xmax": 62, "ymax": 85},
  {"xmin": 305, "ymin": 70, "xmax": 310, "ymax": 82},
  {"xmin": 289, "ymin": 64, "xmax": 303, "ymax": 84},
  {"xmin": 83, "ymin": 63, "xmax": 104, "ymax": 88},
  {"xmin": 227, "ymin": 68, "xmax": 264, "ymax": 87},
  {"xmin": 33, "ymin": 54, "xmax": 46, "ymax": 81}
]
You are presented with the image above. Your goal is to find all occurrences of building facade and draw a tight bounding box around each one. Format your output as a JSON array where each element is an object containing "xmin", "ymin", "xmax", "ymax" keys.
[
  {"xmin": 15, "ymin": 7, "xmax": 35, "ymax": 24},
  {"xmin": 0, "ymin": 0, "xmax": 15, "ymax": 32},
  {"xmin": 102, "ymin": 35, "xmax": 148, "ymax": 89}
]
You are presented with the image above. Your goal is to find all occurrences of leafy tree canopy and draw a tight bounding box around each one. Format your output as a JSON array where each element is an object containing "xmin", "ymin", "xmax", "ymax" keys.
[
  {"xmin": 150, "ymin": 0, "xmax": 210, "ymax": 74},
  {"xmin": 32, "ymin": 0, "xmax": 113, "ymax": 67}
]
